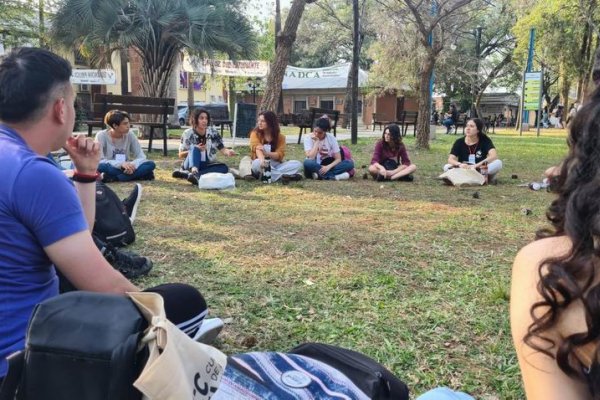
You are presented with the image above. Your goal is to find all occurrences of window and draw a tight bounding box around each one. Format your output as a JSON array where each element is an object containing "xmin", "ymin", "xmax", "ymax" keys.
[
  {"xmin": 294, "ymin": 101, "xmax": 307, "ymax": 113},
  {"xmin": 320, "ymin": 100, "xmax": 334, "ymax": 110}
]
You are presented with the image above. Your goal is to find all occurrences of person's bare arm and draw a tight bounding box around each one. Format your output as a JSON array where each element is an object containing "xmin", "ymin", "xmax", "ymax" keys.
[
  {"xmin": 64, "ymin": 135, "xmax": 101, "ymax": 232},
  {"xmin": 511, "ymin": 238, "xmax": 590, "ymax": 400},
  {"xmin": 45, "ymin": 230, "xmax": 138, "ymax": 293}
]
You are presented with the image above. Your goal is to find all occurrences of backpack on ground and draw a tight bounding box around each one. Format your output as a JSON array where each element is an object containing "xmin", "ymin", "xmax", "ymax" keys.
[
  {"xmin": 0, "ymin": 293, "xmax": 409, "ymax": 400},
  {"xmin": 339, "ymin": 145, "xmax": 356, "ymax": 177},
  {"xmin": 0, "ymin": 292, "xmax": 148, "ymax": 400},
  {"xmin": 218, "ymin": 343, "xmax": 409, "ymax": 400},
  {"xmin": 93, "ymin": 181, "xmax": 135, "ymax": 247}
]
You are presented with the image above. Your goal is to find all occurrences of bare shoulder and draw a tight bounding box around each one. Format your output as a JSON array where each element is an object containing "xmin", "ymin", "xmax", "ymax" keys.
[{"xmin": 514, "ymin": 236, "xmax": 571, "ymax": 275}]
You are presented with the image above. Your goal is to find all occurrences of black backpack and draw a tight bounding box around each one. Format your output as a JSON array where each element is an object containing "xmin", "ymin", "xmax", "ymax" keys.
[
  {"xmin": 93, "ymin": 182, "xmax": 135, "ymax": 247},
  {"xmin": 0, "ymin": 292, "xmax": 148, "ymax": 400}
]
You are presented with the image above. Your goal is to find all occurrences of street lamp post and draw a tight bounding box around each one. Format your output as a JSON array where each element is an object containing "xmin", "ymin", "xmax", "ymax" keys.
[{"xmin": 246, "ymin": 78, "xmax": 260, "ymax": 104}]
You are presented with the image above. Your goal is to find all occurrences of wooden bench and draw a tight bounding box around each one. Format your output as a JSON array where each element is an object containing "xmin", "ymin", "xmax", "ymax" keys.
[
  {"xmin": 372, "ymin": 112, "xmax": 393, "ymax": 131},
  {"xmin": 296, "ymin": 107, "xmax": 340, "ymax": 144},
  {"xmin": 86, "ymin": 94, "xmax": 175, "ymax": 156},
  {"xmin": 399, "ymin": 111, "xmax": 418, "ymax": 136},
  {"xmin": 209, "ymin": 106, "xmax": 233, "ymax": 137},
  {"xmin": 453, "ymin": 113, "xmax": 468, "ymax": 135}
]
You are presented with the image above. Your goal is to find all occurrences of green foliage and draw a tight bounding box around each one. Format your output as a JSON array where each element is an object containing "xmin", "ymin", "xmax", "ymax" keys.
[
  {"xmin": 50, "ymin": 0, "xmax": 256, "ymax": 97},
  {"xmin": 0, "ymin": 0, "xmax": 58, "ymax": 48},
  {"xmin": 291, "ymin": 0, "xmax": 375, "ymax": 68}
]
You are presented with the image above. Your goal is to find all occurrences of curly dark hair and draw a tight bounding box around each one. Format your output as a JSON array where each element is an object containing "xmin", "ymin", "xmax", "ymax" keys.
[{"xmin": 527, "ymin": 87, "xmax": 600, "ymax": 397}]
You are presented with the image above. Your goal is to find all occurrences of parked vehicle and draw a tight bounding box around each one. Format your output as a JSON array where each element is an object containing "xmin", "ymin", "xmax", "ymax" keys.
[{"xmin": 175, "ymin": 102, "xmax": 229, "ymax": 126}]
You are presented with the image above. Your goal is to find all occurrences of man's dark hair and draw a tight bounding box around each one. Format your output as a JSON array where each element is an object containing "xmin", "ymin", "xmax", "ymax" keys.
[
  {"xmin": 104, "ymin": 110, "xmax": 130, "ymax": 128},
  {"xmin": 0, "ymin": 47, "xmax": 72, "ymax": 123}
]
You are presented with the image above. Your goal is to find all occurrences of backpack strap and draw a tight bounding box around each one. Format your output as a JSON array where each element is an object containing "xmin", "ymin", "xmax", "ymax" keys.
[{"xmin": 0, "ymin": 351, "xmax": 24, "ymax": 400}]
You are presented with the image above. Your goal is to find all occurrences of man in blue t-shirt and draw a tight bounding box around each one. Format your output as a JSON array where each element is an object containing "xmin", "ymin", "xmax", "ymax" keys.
[{"xmin": 0, "ymin": 48, "xmax": 140, "ymax": 380}]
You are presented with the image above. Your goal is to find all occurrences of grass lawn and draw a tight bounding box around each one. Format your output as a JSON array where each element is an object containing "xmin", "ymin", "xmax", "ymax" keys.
[{"xmin": 111, "ymin": 130, "xmax": 568, "ymax": 399}]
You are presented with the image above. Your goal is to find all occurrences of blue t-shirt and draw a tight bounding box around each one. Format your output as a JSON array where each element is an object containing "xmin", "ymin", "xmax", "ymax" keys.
[{"xmin": 0, "ymin": 125, "xmax": 88, "ymax": 377}]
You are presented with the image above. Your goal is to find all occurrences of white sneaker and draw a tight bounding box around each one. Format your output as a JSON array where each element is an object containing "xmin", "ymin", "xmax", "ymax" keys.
[
  {"xmin": 312, "ymin": 172, "xmax": 319, "ymax": 180},
  {"xmin": 335, "ymin": 172, "xmax": 350, "ymax": 181},
  {"xmin": 193, "ymin": 317, "xmax": 224, "ymax": 344},
  {"xmin": 122, "ymin": 183, "xmax": 142, "ymax": 224}
]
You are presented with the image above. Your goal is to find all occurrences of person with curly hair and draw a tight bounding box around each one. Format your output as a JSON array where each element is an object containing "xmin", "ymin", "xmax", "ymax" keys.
[{"xmin": 511, "ymin": 88, "xmax": 600, "ymax": 399}]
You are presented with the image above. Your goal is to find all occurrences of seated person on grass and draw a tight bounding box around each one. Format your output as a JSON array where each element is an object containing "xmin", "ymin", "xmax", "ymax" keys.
[
  {"xmin": 368, "ymin": 124, "xmax": 416, "ymax": 182},
  {"xmin": 96, "ymin": 110, "xmax": 156, "ymax": 182},
  {"xmin": 248, "ymin": 110, "xmax": 302, "ymax": 182},
  {"xmin": 443, "ymin": 118, "xmax": 503, "ymax": 182},
  {"xmin": 0, "ymin": 48, "xmax": 221, "ymax": 385},
  {"xmin": 304, "ymin": 117, "xmax": 354, "ymax": 180},
  {"xmin": 172, "ymin": 107, "xmax": 236, "ymax": 185}
]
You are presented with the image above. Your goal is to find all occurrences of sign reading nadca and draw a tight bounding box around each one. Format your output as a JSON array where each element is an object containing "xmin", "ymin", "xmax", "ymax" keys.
[
  {"xmin": 71, "ymin": 69, "xmax": 116, "ymax": 85},
  {"xmin": 284, "ymin": 65, "xmax": 348, "ymax": 79}
]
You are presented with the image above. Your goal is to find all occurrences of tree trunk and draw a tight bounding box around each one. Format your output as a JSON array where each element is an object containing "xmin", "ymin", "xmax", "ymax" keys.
[
  {"xmin": 474, "ymin": 52, "xmax": 512, "ymax": 117},
  {"xmin": 187, "ymin": 72, "xmax": 194, "ymax": 115},
  {"xmin": 261, "ymin": 0, "xmax": 315, "ymax": 112},
  {"xmin": 350, "ymin": 0, "xmax": 359, "ymax": 143},
  {"xmin": 136, "ymin": 44, "xmax": 179, "ymax": 137},
  {"xmin": 416, "ymin": 54, "xmax": 434, "ymax": 149}
]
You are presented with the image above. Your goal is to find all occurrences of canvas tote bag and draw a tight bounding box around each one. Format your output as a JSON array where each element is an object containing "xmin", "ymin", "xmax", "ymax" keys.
[
  {"xmin": 128, "ymin": 292, "xmax": 227, "ymax": 400},
  {"xmin": 438, "ymin": 168, "xmax": 485, "ymax": 186}
]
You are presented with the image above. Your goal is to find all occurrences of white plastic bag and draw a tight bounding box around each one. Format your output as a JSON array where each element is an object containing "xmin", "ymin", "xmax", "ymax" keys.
[{"xmin": 198, "ymin": 172, "xmax": 235, "ymax": 190}]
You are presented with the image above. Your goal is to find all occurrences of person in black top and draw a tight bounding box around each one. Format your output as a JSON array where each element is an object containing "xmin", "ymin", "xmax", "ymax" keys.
[{"xmin": 443, "ymin": 118, "xmax": 503, "ymax": 180}]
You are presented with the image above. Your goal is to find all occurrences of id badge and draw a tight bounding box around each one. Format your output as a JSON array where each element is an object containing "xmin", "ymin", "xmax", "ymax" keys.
[
  {"xmin": 115, "ymin": 154, "xmax": 126, "ymax": 163},
  {"xmin": 468, "ymin": 154, "xmax": 476, "ymax": 165}
]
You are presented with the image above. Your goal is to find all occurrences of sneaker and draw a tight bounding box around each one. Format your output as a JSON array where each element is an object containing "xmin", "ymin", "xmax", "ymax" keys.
[
  {"xmin": 95, "ymin": 238, "xmax": 153, "ymax": 279},
  {"xmin": 187, "ymin": 172, "xmax": 199, "ymax": 186},
  {"xmin": 312, "ymin": 172, "xmax": 319, "ymax": 180},
  {"xmin": 243, "ymin": 174, "xmax": 256, "ymax": 181},
  {"xmin": 376, "ymin": 173, "xmax": 386, "ymax": 182},
  {"xmin": 143, "ymin": 171, "xmax": 155, "ymax": 181},
  {"xmin": 122, "ymin": 183, "xmax": 142, "ymax": 224},
  {"xmin": 193, "ymin": 317, "xmax": 224, "ymax": 344},
  {"xmin": 281, "ymin": 173, "xmax": 303, "ymax": 184},
  {"xmin": 398, "ymin": 174, "xmax": 414, "ymax": 182},
  {"xmin": 101, "ymin": 173, "xmax": 115, "ymax": 183},
  {"xmin": 335, "ymin": 172, "xmax": 350, "ymax": 181},
  {"xmin": 172, "ymin": 170, "xmax": 189, "ymax": 179}
]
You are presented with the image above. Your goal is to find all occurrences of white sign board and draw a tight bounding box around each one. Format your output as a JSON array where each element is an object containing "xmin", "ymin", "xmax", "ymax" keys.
[
  {"xmin": 70, "ymin": 69, "xmax": 116, "ymax": 85},
  {"xmin": 183, "ymin": 56, "xmax": 269, "ymax": 77}
]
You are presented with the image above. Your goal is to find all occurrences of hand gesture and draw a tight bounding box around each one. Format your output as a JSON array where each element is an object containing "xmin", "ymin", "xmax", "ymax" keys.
[{"xmin": 63, "ymin": 134, "xmax": 100, "ymax": 175}]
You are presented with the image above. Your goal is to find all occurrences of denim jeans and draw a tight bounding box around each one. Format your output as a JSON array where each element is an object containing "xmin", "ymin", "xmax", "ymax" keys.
[
  {"xmin": 98, "ymin": 160, "xmax": 156, "ymax": 182},
  {"xmin": 184, "ymin": 147, "xmax": 229, "ymax": 175},
  {"xmin": 303, "ymin": 159, "xmax": 354, "ymax": 179},
  {"xmin": 442, "ymin": 118, "xmax": 455, "ymax": 132}
]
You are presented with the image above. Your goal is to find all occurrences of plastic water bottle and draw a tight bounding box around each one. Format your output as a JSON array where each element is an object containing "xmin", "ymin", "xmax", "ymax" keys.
[
  {"xmin": 262, "ymin": 159, "xmax": 272, "ymax": 184},
  {"xmin": 480, "ymin": 161, "xmax": 488, "ymax": 185}
]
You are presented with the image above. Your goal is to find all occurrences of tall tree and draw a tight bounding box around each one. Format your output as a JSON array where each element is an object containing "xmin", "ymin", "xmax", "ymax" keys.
[
  {"xmin": 51, "ymin": 0, "xmax": 256, "ymax": 100},
  {"xmin": 513, "ymin": 0, "xmax": 599, "ymax": 108},
  {"xmin": 376, "ymin": 0, "xmax": 483, "ymax": 149},
  {"xmin": 261, "ymin": 0, "xmax": 318, "ymax": 112}
]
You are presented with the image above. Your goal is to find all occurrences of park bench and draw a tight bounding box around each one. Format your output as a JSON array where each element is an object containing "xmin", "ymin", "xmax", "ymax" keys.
[
  {"xmin": 399, "ymin": 111, "xmax": 418, "ymax": 136},
  {"xmin": 86, "ymin": 94, "xmax": 175, "ymax": 156},
  {"xmin": 453, "ymin": 113, "xmax": 468, "ymax": 135},
  {"xmin": 209, "ymin": 105, "xmax": 233, "ymax": 136},
  {"xmin": 296, "ymin": 107, "xmax": 340, "ymax": 144},
  {"xmin": 372, "ymin": 112, "xmax": 393, "ymax": 131}
]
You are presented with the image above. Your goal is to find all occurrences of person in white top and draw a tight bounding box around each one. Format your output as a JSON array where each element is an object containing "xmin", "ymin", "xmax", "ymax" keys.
[
  {"xmin": 303, "ymin": 117, "xmax": 354, "ymax": 180},
  {"xmin": 96, "ymin": 110, "xmax": 156, "ymax": 182}
]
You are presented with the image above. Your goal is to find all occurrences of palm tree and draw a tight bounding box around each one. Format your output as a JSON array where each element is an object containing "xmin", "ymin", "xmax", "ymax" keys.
[{"xmin": 50, "ymin": 0, "xmax": 256, "ymax": 99}]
